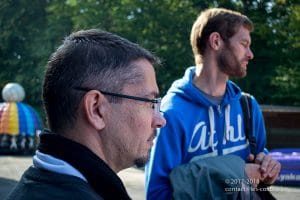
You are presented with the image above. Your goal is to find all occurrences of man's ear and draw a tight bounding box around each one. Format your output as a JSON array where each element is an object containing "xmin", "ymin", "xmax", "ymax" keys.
[
  {"xmin": 208, "ymin": 32, "xmax": 222, "ymax": 50},
  {"xmin": 82, "ymin": 90, "xmax": 106, "ymax": 130}
]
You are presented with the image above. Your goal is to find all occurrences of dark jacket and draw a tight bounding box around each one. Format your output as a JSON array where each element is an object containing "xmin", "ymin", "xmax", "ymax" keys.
[
  {"xmin": 6, "ymin": 131, "xmax": 131, "ymax": 200},
  {"xmin": 6, "ymin": 167, "xmax": 102, "ymax": 200}
]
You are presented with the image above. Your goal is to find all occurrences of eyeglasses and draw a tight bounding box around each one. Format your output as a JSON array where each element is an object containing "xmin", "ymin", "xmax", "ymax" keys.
[{"xmin": 75, "ymin": 87, "xmax": 161, "ymax": 113}]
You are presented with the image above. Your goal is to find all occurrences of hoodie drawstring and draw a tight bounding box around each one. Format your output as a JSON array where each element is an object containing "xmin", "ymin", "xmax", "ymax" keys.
[
  {"xmin": 208, "ymin": 105, "xmax": 231, "ymax": 149},
  {"xmin": 208, "ymin": 106, "xmax": 215, "ymax": 151},
  {"xmin": 224, "ymin": 104, "xmax": 230, "ymax": 142},
  {"xmin": 208, "ymin": 104, "xmax": 230, "ymax": 151}
]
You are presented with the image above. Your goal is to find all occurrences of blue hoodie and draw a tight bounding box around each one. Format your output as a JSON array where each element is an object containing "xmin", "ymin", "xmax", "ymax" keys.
[{"xmin": 145, "ymin": 67, "xmax": 266, "ymax": 200}]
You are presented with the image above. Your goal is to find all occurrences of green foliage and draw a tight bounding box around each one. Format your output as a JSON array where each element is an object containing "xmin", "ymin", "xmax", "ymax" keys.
[
  {"xmin": 0, "ymin": 0, "xmax": 299, "ymax": 126},
  {"xmin": 269, "ymin": 2, "xmax": 300, "ymax": 105},
  {"xmin": 112, "ymin": 0, "xmax": 199, "ymax": 93},
  {"xmin": 0, "ymin": 0, "xmax": 49, "ymax": 117},
  {"xmin": 234, "ymin": 0, "xmax": 300, "ymax": 106}
]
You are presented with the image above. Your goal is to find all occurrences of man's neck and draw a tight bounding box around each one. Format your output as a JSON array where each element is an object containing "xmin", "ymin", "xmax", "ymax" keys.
[{"xmin": 193, "ymin": 63, "xmax": 228, "ymax": 97}]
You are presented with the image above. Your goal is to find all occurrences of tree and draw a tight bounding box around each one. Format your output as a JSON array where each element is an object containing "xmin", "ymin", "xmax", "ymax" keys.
[
  {"xmin": 232, "ymin": 0, "xmax": 300, "ymax": 106},
  {"xmin": 269, "ymin": 1, "xmax": 300, "ymax": 105},
  {"xmin": 0, "ymin": 0, "xmax": 299, "ymax": 125},
  {"xmin": 0, "ymin": 0, "xmax": 49, "ymax": 116}
]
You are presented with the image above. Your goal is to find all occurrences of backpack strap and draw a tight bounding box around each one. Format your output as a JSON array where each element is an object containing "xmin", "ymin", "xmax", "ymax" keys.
[
  {"xmin": 240, "ymin": 93, "xmax": 276, "ymax": 198},
  {"xmin": 240, "ymin": 92, "xmax": 257, "ymax": 157}
]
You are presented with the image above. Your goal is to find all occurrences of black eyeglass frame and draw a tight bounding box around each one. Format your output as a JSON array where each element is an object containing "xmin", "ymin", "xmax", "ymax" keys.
[{"xmin": 74, "ymin": 87, "xmax": 161, "ymax": 112}]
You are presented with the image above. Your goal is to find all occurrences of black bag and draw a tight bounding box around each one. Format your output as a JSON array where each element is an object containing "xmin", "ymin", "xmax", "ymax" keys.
[{"xmin": 240, "ymin": 93, "xmax": 276, "ymax": 200}]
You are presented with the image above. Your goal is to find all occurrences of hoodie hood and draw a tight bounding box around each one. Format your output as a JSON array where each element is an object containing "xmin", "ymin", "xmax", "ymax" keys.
[
  {"xmin": 164, "ymin": 67, "xmax": 244, "ymax": 152},
  {"xmin": 166, "ymin": 66, "xmax": 242, "ymax": 107}
]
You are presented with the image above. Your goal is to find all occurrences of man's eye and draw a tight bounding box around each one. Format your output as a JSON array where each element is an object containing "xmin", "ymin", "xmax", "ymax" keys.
[{"xmin": 241, "ymin": 42, "xmax": 249, "ymax": 48}]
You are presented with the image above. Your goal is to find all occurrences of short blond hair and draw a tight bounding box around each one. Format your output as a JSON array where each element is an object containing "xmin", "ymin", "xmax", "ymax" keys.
[{"xmin": 190, "ymin": 8, "xmax": 253, "ymax": 65}]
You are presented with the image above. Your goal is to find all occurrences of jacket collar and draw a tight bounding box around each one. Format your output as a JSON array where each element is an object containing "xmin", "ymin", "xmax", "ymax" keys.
[{"xmin": 38, "ymin": 130, "xmax": 131, "ymax": 200}]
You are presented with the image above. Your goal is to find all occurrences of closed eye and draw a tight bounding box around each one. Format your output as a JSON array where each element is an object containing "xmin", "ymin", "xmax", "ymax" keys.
[
  {"xmin": 241, "ymin": 42, "xmax": 248, "ymax": 47},
  {"xmin": 241, "ymin": 39, "xmax": 251, "ymax": 48}
]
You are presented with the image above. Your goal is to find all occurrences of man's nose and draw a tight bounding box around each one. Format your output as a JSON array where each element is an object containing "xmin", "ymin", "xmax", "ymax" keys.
[
  {"xmin": 247, "ymin": 48, "xmax": 254, "ymax": 60},
  {"xmin": 152, "ymin": 112, "xmax": 166, "ymax": 128}
]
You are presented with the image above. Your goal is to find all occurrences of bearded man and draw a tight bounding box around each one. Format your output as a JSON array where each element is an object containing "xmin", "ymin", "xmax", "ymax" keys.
[{"xmin": 145, "ymin": 8, "xmax": 281, "ymax": 200}]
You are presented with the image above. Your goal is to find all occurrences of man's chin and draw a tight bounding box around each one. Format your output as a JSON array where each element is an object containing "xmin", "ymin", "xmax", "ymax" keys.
[
  {"xmin": 228, "ymin": 70, "xmax": 247, "ymax": 78},
  {"xmin": 134, "ymin": 156, "xmax": 149, "ymax": 168},
  {"xmin": 234, "ymin": 67, "xmax": 247, "ymax": 77},
  {"xmin": 236, "ymin": 71, "xmax": 247, "ymax": 78},
  {"xmin": 240, "ymin": 69, "xmax": 247, "ymax": 77}
]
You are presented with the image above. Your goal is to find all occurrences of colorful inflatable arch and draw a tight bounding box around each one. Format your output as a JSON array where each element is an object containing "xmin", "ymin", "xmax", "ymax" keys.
[{"xmin": 0, "ymin": 83, "xmax": 43, "ymax": 154}]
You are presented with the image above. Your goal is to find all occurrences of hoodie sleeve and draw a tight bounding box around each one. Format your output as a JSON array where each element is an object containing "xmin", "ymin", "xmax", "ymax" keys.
[
  {"xmin": 251, "ymin": 96, "xmax": 267, "ymax": 154},
  {"xmin": 145, "ymin": 109, "xmax": 186, "ymax": 200}
]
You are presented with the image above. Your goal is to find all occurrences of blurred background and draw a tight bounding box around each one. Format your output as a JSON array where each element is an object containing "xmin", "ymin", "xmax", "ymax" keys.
[
  {"xmin": 1, "ymin": 0, "xmax": 299, "ymax": 149},
  {"xmin": 0, "ymin": 0, "xmax": 299, "ymax": 148},
  {"xmin": 1, "ymin": 0, "xmax": 299, "ymax": 114},
  {"xmin": 0, "ymin": 0, "xmax": 299, "ymax": 198}
]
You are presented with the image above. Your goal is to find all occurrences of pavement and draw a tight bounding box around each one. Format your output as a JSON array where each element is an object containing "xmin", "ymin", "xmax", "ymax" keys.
[{"xmin": 1, "ymin": 155, "xmax": 300, "ymax": 200}]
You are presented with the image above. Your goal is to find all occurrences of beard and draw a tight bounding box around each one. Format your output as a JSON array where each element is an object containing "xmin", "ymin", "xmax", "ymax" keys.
[
  {"xmin": 134, "ymin": 129, "xmax": 157, "ymax": 168},
  {"xmin": 217, "ymin": 43, "xmax": 247, "ymax": 78},
  {"xmin": 134, "ymin": 156, "xmax": 149, "ymax": 168}
]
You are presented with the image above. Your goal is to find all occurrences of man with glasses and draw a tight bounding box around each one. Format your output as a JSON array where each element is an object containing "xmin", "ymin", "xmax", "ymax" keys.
[{"xmin": 6, "ymin": 29, "xmax": 166, "ymax": 200}]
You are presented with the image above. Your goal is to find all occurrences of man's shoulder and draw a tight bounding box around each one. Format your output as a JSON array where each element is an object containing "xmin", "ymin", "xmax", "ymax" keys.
[{"xmin": 6, "ymin": 167, "xmax": 102, "ymax": 200}]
